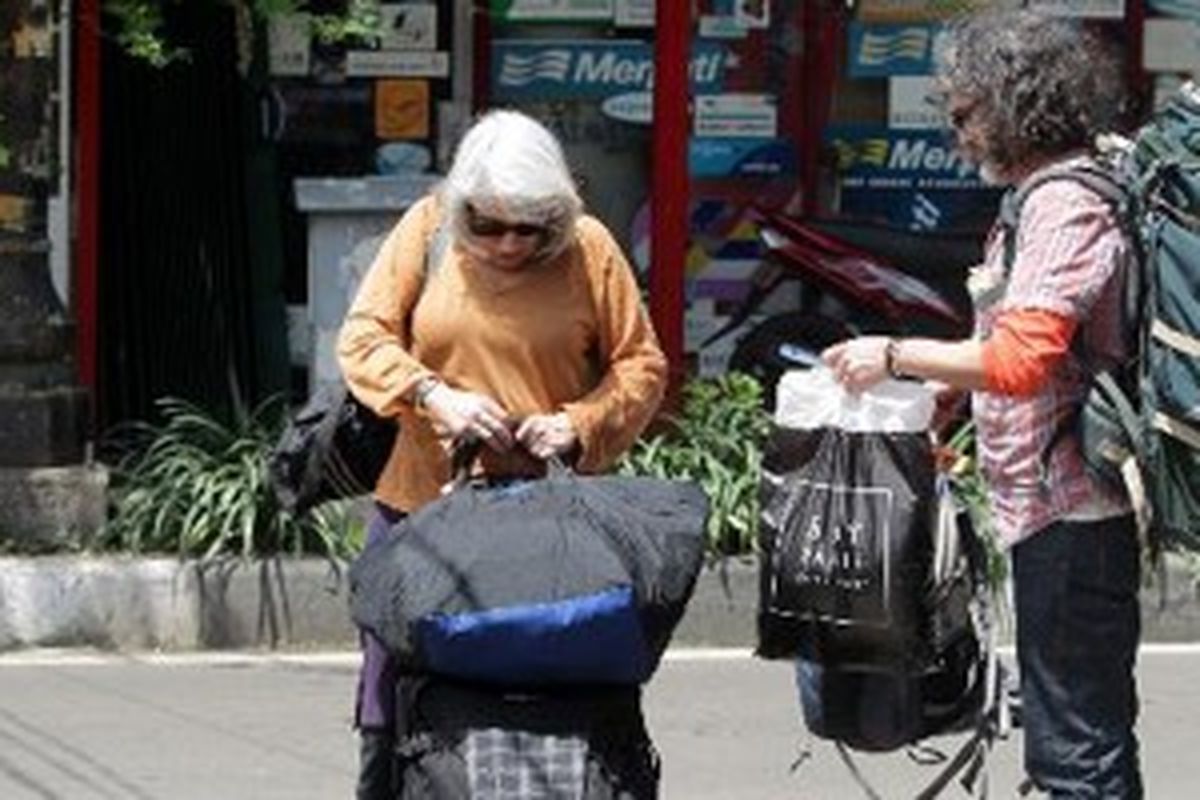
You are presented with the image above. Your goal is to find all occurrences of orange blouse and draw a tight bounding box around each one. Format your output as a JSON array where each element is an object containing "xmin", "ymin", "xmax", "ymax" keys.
[{"xmin": 337, "ymin": 196, "xmax": 668, "ymax": 512}]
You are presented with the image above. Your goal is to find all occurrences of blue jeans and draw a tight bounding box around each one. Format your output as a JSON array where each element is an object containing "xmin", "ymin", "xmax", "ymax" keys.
[
  {"xmin": 1012, "ymin": 515, "xmax": 1142, "ymax": 798},
  {"xmin": 354, "ymin": 502, "xmax": 407, "ymax": 732}
]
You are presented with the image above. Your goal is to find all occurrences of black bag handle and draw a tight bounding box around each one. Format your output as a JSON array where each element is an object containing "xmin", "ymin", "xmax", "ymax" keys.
[{"xmin": 446, "ymin": 435, "xmax": 573, "ymax": 490}]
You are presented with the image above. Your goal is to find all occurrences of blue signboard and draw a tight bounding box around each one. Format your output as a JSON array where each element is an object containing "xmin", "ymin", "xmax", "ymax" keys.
[
  {"xmin": 1148, "ymin": 0, "xmax": 1200, "ymax": 20},
  {"xmin": 689, "ymin": 138, "xmax": 796, "ymax": 178},
  {"xmin": 492, "ymin": 39, "xmax": 730, "ymax": 100},
  {"xmin": 847, "ymin": 23, "xmax": 940, "ymax": 77},
  {"xmin": 826, "ymin": 125, "xmax": 1001, "ymax": 230}
]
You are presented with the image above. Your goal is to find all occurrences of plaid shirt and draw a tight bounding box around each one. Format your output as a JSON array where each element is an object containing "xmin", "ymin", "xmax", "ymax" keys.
[{"xmin": 971, "ymin": 157, "xmax": 1131, "ymax": 547}]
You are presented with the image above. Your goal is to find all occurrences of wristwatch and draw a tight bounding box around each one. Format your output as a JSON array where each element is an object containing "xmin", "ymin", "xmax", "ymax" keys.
[
  {"xmin": 412, "ymin": 375, "xmax": 442, "ymax": 408},
  {"xmin": 885, "ymin": 339, "xmax": 906, "ymax": 380}
]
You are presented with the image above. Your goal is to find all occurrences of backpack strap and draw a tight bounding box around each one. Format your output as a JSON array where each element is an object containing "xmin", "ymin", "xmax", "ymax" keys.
[
  {"xmin": 999, "ymin": 162, "xmax": 1142, "ymax": 337},
  {"xmin": 999, "ymin": 162, "xmax": 1132, "ymax": 282},
  {"xmin": 998, "ymin": 163, "xmax": 1145, "ymax": 493},
  {"xmin": 424, "ymin": 215, "xmax": 451, "ymax": 282}
]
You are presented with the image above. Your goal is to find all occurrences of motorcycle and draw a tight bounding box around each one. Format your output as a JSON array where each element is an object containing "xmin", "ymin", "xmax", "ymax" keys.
[{"xmin": 702, "ymin": 208, "xmax": 984, "ymax": 404}]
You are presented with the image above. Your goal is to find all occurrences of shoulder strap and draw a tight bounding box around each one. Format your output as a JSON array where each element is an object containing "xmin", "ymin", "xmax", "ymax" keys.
[
  {"xmin": 999, "ymin": 164, "xmax": 1145, "ymax": 488},
  {"xmin": 1000, "ymin": 161, "xmax": 1143, "ymax": 355},
  {"xmin": 424, "ymin": 216, "xmax": 451, "ymax": 282},
  {"xmin": 999, "ymin": 163, "xmax": 1131, "ymax": 280}
]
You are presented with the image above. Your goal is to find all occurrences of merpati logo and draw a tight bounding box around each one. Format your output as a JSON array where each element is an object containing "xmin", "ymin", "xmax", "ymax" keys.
[
  {"xmin": 496, "ymin": 41, "xmax": 729, "ymax": 94},
  {"xmin": 857, "ymin": 26, "xmax": 931, "ymax": 66},
  {"xmin": 834, "ymin": 135, "xmax": 975, "ymax": 178}
]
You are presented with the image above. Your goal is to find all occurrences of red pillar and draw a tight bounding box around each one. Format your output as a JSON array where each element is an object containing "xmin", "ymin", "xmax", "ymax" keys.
[
  {"xmin": 75, "ymin": 0, "xmax": 101, "ymax": 398},
  {"xmin": 472, "ymin": 0, "xmax": 492, "ymax": 113},
  {"xmin": 651, "ymin": 1, "xmax": 690, "ymax": 402}
]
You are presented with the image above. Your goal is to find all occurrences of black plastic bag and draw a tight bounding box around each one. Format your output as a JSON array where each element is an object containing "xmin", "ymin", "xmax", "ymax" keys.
[
  {"xmin": 267, "ymin": 382, "xmax": 397, "ymax": 515},
  {"xmin": 757, "ymin": 424, "xmax": 937, "ymax": 670}
]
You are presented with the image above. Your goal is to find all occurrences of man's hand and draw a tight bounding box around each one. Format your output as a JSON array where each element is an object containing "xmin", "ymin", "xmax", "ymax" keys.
[
  {"xmin": 515, "ymin": 413, "xmax": 579, "ymax": 460},
  {"xmin": 821, "ymin": 336, "xmax": 891, "ymax": 392},
  {"xmin": 423, "ymin": 384, "xmax": 515, "ymax": 452}
]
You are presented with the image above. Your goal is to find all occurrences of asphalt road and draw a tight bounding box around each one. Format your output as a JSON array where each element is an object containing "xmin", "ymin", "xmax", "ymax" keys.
[{"xmin": 0, "ymin": 646, "xmax": 1197, "ymax": 799}]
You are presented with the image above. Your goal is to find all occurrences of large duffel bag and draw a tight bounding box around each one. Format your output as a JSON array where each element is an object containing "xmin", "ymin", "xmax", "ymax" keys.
[
  {"xmin": 394, "ymin": 678, "xmax": 659, "ymax": 800},
  {"xmin": 349, "ymin": 467, "xmax": 708, "ymax": 686}
]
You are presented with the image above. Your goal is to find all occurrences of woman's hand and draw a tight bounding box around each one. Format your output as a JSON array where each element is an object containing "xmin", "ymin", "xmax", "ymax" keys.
[
  {"xmin": 821, "ymin": 337, "xmax": 891, "ymax": 392},
  {"xmin": 515, "ymin": 413, "xmax": 579, "ymax": 460},
  {"xmin": 423, "ymin": 383, "xmax": 515, "ymax": 451}
]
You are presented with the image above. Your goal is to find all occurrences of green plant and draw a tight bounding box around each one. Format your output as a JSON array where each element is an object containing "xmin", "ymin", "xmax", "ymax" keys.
[
  {"xmin": 98, "ymin": 396, "xmax": 363, "ymax": 560},
  {"xmin": 105, "ymin": 0, "xmax": 383, "ymax": 67},
  {"xmin": 943, "ymin": 419, "xmax": 1007, "ymax": 588},
  {"xmin": 618, "ymin": 373, "xmax": 772, "ymax": 556}
]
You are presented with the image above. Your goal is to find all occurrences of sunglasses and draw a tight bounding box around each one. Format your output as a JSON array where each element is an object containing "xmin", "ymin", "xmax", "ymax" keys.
[
  {"xmin": 465, "ymin": 205, "xmax": 548, "ymax": 239},
  {"xmin": 948, "ymin": 100, "xmax": 982, "ymax": 130}
]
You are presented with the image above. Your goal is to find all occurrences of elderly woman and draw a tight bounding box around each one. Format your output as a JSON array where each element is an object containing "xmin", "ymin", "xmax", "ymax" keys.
[
  {"xmin": 822, "ymin": 11, "xmax": 1142, "ymax": 799},
  {"xmin": 338, "ymin": 109, "xmax": 667, "ymax": 798}
]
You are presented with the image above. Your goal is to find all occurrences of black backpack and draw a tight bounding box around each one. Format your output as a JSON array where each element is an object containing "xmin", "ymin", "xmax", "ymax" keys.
[{"xmin": 267, "ymin": 221, "xmax": 450, "ymax": 515}]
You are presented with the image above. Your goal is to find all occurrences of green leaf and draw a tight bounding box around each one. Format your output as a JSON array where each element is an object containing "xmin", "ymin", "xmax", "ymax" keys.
[
  {"xmin": 617, "ymin": 372, "xmax": 771, "ymax": 557},
  {"xmin": 98, "ymin": 393, "xmax": 358, "ymax": 561}
]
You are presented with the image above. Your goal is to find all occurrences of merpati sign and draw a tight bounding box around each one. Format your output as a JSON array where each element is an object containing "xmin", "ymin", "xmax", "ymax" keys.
[
  {"xmin": 492, "ymin": 39, "xmax": 730, "ymax": 100},
  {"xmin": 827, "ymin": 126, "xmax": 982, "ymax": 185}
]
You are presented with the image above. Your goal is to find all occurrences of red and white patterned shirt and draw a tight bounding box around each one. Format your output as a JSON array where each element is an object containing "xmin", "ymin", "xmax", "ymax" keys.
[{"xmin": 971, "ymin": 157, "xmax": 1131, "ymax": 547}]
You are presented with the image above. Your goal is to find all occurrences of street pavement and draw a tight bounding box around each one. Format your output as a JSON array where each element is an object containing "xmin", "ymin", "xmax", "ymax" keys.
[{"xmin": 0, "ymin": 646, "xmax": 1197, "ymax": 799}]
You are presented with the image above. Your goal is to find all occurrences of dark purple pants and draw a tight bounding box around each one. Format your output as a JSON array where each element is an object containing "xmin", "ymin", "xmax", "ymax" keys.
[{"xmin": 354, "ymin": 502, "xmax": 407, "ymax": 732}]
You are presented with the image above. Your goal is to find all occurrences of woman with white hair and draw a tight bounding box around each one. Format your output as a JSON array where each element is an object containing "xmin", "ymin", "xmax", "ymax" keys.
[{"xmin": 338, "ymin": 109, "xmax": 668, "ymax": 798}]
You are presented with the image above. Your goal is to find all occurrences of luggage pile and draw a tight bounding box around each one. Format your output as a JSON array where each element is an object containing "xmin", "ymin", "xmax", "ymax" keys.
[{"xmin": 350, "ymin": 459, "xmax": 709, "ymax": 799}]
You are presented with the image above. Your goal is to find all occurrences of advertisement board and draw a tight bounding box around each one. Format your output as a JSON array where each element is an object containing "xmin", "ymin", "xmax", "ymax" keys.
[
  {"xmin": 1027, "ymin": 0, "xmax": 1125, "ymax": 17},
  {"xmin": 346, "ymin": 50, "xmax": 450, "ymax": 78},
  {"xmin": 614, "ymin": 0, "xmax": 655, "ymax": 27},
  {"xmin": 268, "ymin": 14, "xmax": 311, "ymax": 77},
  {"xmin": 856, "ymin": 0, "xmax": 984, "ymax": 23},
  {"xmin": 689, "ymin": 138, "xmax": 796, "ymax": 178},
  {"xmin": 889, "ymin": 76, "xmax": 941, "ymax": 129},
  {"xmin": 827, "ymin": 125, "xmax": 1000, "ymax": 230},
  {"xmin": 694, "ymin": 94, "xmax": 777, "ymax": 138},
  {"xmin": 491, "ymin": 39, "xmax": 730, "ymax": 100},
  {"xmin": 848, "ymin": 23, "xmax": 941, "ymax": 77},
  {"xmin": 379, "ymin": 4, "xmax": 438, "ymax": 50},
  {"xmin": 492, "ymin": 0, "xmax": 614, "ymax": 22},
  {"xmin": 375, "ymin": 80, "xmax": 430, "ymax": 140}
]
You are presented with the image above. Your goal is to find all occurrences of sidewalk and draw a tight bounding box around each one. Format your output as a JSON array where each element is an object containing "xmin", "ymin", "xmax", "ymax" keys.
[{"xmin": 1, "ymin": 646, "xmax": 1198, "ymax": 799}]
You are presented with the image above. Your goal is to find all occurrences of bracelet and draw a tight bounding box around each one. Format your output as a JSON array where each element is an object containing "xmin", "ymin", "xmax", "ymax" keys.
[
  {"xmin": 884, "ymin": 338, "xmax": 904, "ymax": 380},
  {"xmin": 412, "ymin": 375, "xmax": 442, "ymax": 408}
]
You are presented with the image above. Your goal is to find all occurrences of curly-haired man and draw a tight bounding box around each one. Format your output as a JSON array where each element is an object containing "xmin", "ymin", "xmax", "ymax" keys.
[{"xmin": 823, "ymin": 10, "xmax": 1143, "ymax": 797}]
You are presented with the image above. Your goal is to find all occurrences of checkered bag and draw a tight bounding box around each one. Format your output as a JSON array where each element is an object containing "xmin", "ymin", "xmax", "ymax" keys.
[
  {"xmin": 466, "ymin": 729, "xmax": 587, "ymax": 799},
  {"xmin": 395, "ymin": 679, "xmax": 658, "ymax": 800}
]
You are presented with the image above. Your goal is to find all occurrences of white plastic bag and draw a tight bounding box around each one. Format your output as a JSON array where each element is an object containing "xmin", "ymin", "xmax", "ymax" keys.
[{"xmin": 774, "ymin": 367, "xmax": 935, "ymax": 433}]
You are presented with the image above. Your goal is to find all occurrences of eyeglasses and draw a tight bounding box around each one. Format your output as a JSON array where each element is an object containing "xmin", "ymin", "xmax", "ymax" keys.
[
  {"xmin": 465, "ymin": 204, "xmax": 548, "ymax": 239},
  {"xmin": 948, "ymin": 100, "xmax": 982, "ymax": 130}
]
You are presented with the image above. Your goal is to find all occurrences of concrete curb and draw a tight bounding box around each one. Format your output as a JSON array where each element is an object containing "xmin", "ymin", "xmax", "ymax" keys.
[{"xmin": 0, "ymin": 555, "xmax": 1197, "ymax": 652}]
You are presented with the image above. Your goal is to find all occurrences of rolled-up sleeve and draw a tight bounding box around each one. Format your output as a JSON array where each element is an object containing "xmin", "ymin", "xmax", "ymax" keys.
[
  {"xmin": 562, "ymin": 219, "xmax": 668, "ymax": 471},
  {"xmin": 337, "ymin": 197, "xmax": 438, "ymax": 418}
]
